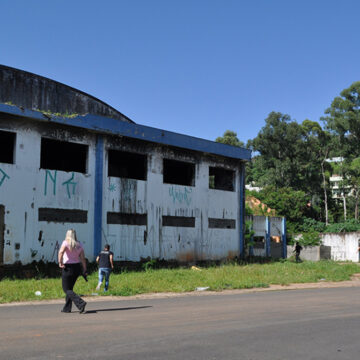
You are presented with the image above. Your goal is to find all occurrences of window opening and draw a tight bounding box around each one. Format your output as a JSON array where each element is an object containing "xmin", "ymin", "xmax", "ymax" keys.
[
  {"xmin": 253, "ymin": 236, "xmax": 265, "ymax": 248},
  {"xmin": 107, "ymin": 212, "xmax": 147, "ymax": 225},
  {"xmin": 163, "ymin": 159, "xmax": 195, "ymax": 186},
  {"xmin": 208, "ymin": 218, "xmax": 236, "ymax": 229},
  {"xmin": 108, "ymin": 149, "xmax": 147, "ymax": 180},
  {"xmin": 38, "ymin": 208, "xmax": 88, "ymax": 223},
  {"xmin": 209, "ymin": 167, "xmax": 234, "ymax": 191},
  {"xmin": 40, "ymin": 138, "xmax": 88, "ymax": 173},
  {"xmin": 162, "ymin": 216, "xmax": 195, "ymax": 228},
  {"xmin": 0, "ymin": 130, "xmax": 15, "ymax": 164}
]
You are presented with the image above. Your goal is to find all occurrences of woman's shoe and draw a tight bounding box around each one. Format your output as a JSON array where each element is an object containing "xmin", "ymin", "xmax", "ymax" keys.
[{"xmin": 79, "ymin": 302, "xmax": 87, "ymax": 314}]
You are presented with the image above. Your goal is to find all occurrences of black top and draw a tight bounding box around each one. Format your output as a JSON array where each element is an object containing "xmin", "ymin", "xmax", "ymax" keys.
[{"xmin": 98, "ymin": 250, "xmax": 113, "ymax": 268}]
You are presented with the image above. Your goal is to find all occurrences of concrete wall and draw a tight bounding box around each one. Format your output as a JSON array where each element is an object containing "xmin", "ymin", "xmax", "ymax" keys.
[
  {"xmin": 0, "ymin": 118, "xmax": 96, "ymax": 264},
  {"xmin": 0, "ymin": 116, "xmax": 243, "ymax": 264},
  {"xmin": 286, "ymin": 245, "xmax": 331, "ymax": 261},
  {"xmin": 287, "ymin": 232, "xmax": 360, "ymax": 262},
  {"xmin": 321, "ymin": 232, "xmax": 360, "ymax": 262},
  {"xmin": 0, "ymin": 65, "xmax": 132, "ymax": 122}
]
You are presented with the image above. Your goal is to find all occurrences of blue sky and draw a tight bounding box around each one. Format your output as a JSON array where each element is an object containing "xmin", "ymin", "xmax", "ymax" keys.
[{"xmin": 1, "ymin": 0, "xmax": 360, "ymax": 144}]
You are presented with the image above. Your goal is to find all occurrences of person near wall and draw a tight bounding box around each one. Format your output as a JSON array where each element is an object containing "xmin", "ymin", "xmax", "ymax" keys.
[
  {"xmin": 96, "ymin": 244, "xmax": 114, "ymax": 292},
  {"xmin": 294, "ymin": 241, "xmax": 303, "ymax": 263},
  {"xmin": 58, "ymin": 229, "xmax": 87, "ymax": 313}
]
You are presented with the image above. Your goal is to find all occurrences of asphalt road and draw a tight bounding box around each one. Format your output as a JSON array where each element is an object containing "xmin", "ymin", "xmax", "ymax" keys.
[{"xmin": 1, "ymin": 287, "xmax": 360, "ymax": 360}]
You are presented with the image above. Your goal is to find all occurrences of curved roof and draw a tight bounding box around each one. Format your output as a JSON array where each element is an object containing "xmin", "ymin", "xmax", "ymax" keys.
[{"xmin": 0, "ymin": 64, "xmax": 134, "ymax": 123}]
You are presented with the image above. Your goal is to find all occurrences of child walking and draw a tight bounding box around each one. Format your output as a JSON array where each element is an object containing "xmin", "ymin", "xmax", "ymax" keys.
[{"xmin": 96, "ymin": 244, "xmax": 114, "ymax": 292}]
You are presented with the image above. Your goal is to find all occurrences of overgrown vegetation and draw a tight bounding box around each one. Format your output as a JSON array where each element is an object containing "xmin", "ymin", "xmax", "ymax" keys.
[
  {"xmin": 0, "ymin": 261, "xmax": 358, "ymax": 304},
  {"xmin": 217, "ymin": 82, "xmax": 360, "ymax": 233}
]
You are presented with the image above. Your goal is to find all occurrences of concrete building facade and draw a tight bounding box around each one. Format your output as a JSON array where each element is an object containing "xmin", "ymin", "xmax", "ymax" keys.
[{"xmin": 0, "ymin": 65, "xmax": 251, "ymax": 265}]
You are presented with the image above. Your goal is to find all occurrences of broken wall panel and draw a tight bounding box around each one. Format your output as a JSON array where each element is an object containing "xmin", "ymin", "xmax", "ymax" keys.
[{"xmin": 38, "ymin": 208, "xmax": 88, "ymax": 223}]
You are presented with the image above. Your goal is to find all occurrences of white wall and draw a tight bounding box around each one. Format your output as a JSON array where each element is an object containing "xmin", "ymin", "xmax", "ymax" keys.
[
  {"xmin": 0, "ymin": 117, "xmax": 243, "ymax": 264},
  {"xmin": 321, "ymin": 232, "xmax": 360, "ymax": 262},
  {"xmin": 0, "ymin": 120, "xmax": 96, "ymax": 264},
  {"xmin": 102, "ymin": 139, "xmax": 241, "ymax": 262}
]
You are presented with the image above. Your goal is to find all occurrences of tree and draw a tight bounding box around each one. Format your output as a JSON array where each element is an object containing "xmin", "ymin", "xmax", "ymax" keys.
[
  {"xmin": 301, "ymin": 120, "xmax": 334, "ymax": 225},
  {"xmin": 348, "ymin": 157, "xmax": 360, "ymax": 219},
  {"xmin": 215, "ymin": 130, "xmax": 245, "ymax": 148},
  {"xmin": 248, "ymin": 112, "xmax": 312, "ymax": 192},
  {"xmin": 322, "ymin": 81, "xmax": 360, "ymax": 158},
  {"xmin": 322, "ymin": 82, "xmax": 360, "ymax": 220},
  {"xmin": 254, "ymin": 186, "xmax": 309, "ymax": 231}
]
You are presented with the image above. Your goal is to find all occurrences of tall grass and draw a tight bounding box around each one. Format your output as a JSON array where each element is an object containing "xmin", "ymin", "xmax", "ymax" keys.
[{"xmin": 0, "ymin": 260, "xmax": 359, "ymax": 304}]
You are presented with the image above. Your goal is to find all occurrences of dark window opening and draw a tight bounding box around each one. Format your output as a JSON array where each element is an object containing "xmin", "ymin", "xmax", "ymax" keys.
[
  {"xmin": 40, "ymin": 138, "xmax": 88, "ymax": 173},
  {"xmin": 209, "ymin": 167, "xmax": 234, "ymax": 191},
  {"xmin": 162, "ymin": 216, "xmax": 195, "ymax": 228},
  {"xmin": 253, "ymin": 236, "xmax": 265, "ymax": 248},
  {"xmin": 38, "ymin": 208, "xmax": 88, "ymax": 223},
  {"xmin": 0, "ymin": 130, "xmax": 16, "ymax": 164},
  {"xmin": 108, "ymin": 150, "xmax": 147, "ymax": 180},
  {"xmin": 163, "ymin": 159, "xmax": 195, "ymax": 186},
  {"xmin": 208, "ymin": 218, "xmax": 236, "ymax": 229},
  {"xmin": 107, "ymin": 212, "xmax": 147, "ymax": 225}
]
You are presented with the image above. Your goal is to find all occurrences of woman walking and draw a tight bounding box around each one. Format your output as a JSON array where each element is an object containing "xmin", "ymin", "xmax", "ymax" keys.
[{"xmin": 58, "ymin": 229, "xmax": 87, "ymax": 313}]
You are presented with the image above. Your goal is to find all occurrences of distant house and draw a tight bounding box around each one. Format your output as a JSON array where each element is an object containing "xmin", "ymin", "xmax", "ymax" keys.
[{"xmin": 326, "ymin": 157, "xmax": 354, "ymax": 199}]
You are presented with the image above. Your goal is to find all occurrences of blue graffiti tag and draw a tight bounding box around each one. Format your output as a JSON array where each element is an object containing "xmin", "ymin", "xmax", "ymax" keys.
[
  {"xmin": 169, "ymin": 186, "xmax": 192, "ymax": 206},
  {"xmin": 0, "ymin": 168, "xmax": 10, "ymax": 187},
  {"xmin": 44, "ymin": 170, "xmax": 57, "ymax": 195},
  {"xmin": 62, "ymin": 172, "xmax": 77, "ymax": 199},
  {"xmin": 108, "ymin": 183, "xmax": 116, "ymax": 192}
]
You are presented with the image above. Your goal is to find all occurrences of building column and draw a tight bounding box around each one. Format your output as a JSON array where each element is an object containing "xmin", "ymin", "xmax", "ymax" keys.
[
  {"xmin": 239, "ymin": 162, "xmax": 245, "ymax": 258},
  {"xmin": 93, "ymin": 134, "xmax": 104, "ymax": 257},
  {"xmin": 265, "ymin": 216, "xmax": 271, "ymax": 257},
  {"xmin": 281, "ymin": 217, "xmax": 287, "ymax": 258}
]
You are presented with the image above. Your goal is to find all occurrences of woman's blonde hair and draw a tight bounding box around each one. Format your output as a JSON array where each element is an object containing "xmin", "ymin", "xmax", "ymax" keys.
[{"xmin": 65, "ymin": 229, "xmax": 78, "ymax": 250}]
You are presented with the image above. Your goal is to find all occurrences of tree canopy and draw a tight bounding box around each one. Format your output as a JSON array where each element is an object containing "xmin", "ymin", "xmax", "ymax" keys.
[
  {"xmin": 218, "ymin": 81, "xmax": 360, "ymax": 231},
  {"xmin": 215, "ymin": 130, "xmax": 245, "ymax": 148}
]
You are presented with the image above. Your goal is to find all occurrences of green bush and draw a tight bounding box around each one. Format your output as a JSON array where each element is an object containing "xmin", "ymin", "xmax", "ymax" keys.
[
  {"xmin": 298, "ymin": 231, "xmax": 321, "ymax": 247},
  {"xmin": 325, "ymin": 219, "xmax": 360, "ymax": 233}
]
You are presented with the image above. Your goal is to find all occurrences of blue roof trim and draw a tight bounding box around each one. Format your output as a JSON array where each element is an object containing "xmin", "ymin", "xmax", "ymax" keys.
[{"xmin": 0, "ymin": 103, "xmax": 251, "ymax": 161}]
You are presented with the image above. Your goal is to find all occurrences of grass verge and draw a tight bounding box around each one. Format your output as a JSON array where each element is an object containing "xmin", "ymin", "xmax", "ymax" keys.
[{"xmin": 0, "ymin": 260, "xmax": 359, "ymax": 304}]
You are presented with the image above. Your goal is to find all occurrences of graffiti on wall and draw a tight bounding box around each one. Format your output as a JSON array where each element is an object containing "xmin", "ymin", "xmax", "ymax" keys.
[
  {"xmin": 108, "ymin": 183, "xmax": 116, "ymax": 192},
  {"xmin": 44, "ymin": 170, "xmax": 78, "ymax": 198},
  {"xmin": 169, "ymin": 186, "xmax": 192, "ymax": 206},
  {"xmin": 44, "ymin": 170, "xmax": 57, "ymax": 195},
  {"xmin": 62, "ymin": 172, "xmax": 77, "ymax": 199},
  {"xmin": 0, "ymin": 168, "xmax": 10, "ymax": 187}
]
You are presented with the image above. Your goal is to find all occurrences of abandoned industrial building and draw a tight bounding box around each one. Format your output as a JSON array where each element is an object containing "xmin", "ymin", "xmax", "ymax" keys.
[{"xmin": 0, "ymin": 65, "xmax": 256, "ymax": 265}]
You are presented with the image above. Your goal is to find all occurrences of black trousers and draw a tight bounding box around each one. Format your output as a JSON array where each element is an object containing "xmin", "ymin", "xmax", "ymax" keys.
[{"xmin": 61, "ymin": 263, "xmax": 86, "ymax": 312}]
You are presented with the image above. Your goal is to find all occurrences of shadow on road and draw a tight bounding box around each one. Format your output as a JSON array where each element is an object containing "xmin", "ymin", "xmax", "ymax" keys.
[{"xmin": 84, "ymin": 305, "xmax": 152, "ymax": 314}]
